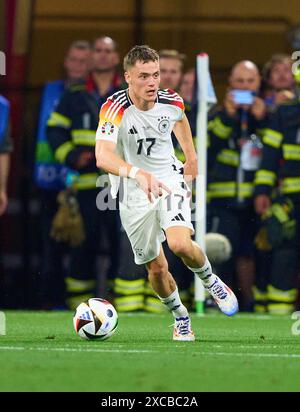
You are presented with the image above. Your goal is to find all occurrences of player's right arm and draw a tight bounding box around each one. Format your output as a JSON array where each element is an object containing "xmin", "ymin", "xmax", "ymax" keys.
[{"xmin": 95, "ymin": 99, "xmax": 170, "ymax": 202}]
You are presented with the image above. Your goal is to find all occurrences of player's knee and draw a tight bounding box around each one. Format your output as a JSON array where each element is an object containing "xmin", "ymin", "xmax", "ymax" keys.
[
  {"xmin": 168, "ymin": 238, "xmax": 193, "ymax": 258},
  {"xmin": 148, "ymin": 262, "xmax": 169, "ymax": 279}
]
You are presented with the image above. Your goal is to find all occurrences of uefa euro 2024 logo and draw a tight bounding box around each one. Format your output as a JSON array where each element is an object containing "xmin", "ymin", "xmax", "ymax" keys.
[{"xmin": 0, "ymin": 51, "xmax": 6, "ymax": 76}]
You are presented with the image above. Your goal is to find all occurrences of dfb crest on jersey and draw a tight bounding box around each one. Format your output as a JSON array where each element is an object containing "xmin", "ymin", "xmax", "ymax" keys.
[
  {"xmin": 101, "ymin": 121, "xmax": 114, "ymax": 135},
  {"xmin": 158, "ymin": 116, "xmax": 170, "ymax": 134}
]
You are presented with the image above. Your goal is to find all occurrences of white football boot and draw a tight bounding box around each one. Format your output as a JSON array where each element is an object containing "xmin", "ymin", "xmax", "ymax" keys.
[
  {"xmin": 173, "ymin": 316, "xmax": 195, "ymax": 341},
  {"xmin": 205, "ymin": 275, "xmax": 239, "ymax": 316}
]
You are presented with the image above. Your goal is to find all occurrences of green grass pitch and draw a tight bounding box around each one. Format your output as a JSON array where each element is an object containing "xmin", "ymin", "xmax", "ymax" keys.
[{"xmin": 0, "ymin": 311, "xmax": 299, "ymax": 392}]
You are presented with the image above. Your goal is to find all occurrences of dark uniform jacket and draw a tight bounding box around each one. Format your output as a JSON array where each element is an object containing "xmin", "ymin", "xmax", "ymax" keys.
[
  {"xmin": 254, "ymin": 98, "xmax": 300, "ymax": 202},
  {"xmin": 208, "ymin": 106, "xmax": 268, "ymax": 209},
  {"xmin": 47, "ymin": 75, "xmax": 123, "ymax": 190}
]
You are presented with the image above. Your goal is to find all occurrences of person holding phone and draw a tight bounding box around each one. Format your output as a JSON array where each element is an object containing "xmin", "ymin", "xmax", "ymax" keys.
[{"xmin": 207, "ymin": 60, "xmax": 268, "ymax": 311}]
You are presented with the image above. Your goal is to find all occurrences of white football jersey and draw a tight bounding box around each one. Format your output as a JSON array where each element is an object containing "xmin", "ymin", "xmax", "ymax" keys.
[{"xmin": 96, "ymin": 88, "xmax": 185, "ymax": 197}]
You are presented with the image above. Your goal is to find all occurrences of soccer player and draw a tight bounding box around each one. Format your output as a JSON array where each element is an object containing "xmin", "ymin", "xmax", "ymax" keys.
[{"xmin": 95, "ymin": 45, "xmax": 238, "ymax": 341}]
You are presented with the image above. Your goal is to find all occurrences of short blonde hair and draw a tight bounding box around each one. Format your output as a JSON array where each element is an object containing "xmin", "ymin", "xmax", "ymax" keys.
[{"xmin": 123, "ymin": 45, "xmax": 159, "ymax": 71}]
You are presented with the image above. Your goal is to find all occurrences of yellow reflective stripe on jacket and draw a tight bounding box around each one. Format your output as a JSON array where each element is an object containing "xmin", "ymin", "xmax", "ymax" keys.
[
  {"xmin": 268, "ymin": 303, "xmax": 295, "ymax": 314},
  {"xmin": 66, "ymin": 277, "xmax": 96, "ymax": 293},
  {"xmin": 73, "ymin": 173, "xmax": 99, "ymax": 190},
  {"xmin": 114, "ymin": 278, "xmax": 145, "ymax": 296},
  {"xmin": 209, "ymin": 116, "xmax": 232, "ymax": 139},
  {"xmin": 114, "ymin": 295, "xmax": 144, "ymax": 312},
  {"xmin": 282, "ymin": 177, "xmax": 300, "ymax": 194},
  {"xmin": 209, "ymin": 182, "xmax": 236, "ymax": 197},
  {"xmin": 55, "ymin": 141, "xmax": 75, "ymax": 163},
  {"xmin": 262, "ymin": 128, "xmax": 283, "ymax": 148},
  {"xmin": 283, "ymin": 144, "xmax": 300, "ymax": 160},
  {"xmin": 47, "ymin": 111, "xmax": 72, "ymax": 128},
  {"xmin": 144, "ymin": 296, "xmax": 166, "ymax": 313},
  {"xmin": 67, "ymin": 294, "xmax": 94, "ymax": 310},
  {"xmin": 174, "ymin": 147, "xmax": 185, "ymax": 162},
  {"xmin": 254, "ymin": 169, "xmax": 276, "ymax": 186},
  {"xmin": 238, "ymin": 182, "xmax": 253, "ymax": 197},
  {"xmin": 209, "ymin": 182, "xmax": 253, "ymax": 198},
  {"xmin": 71, "ymin": 129, "xmax": 96, "ymax": 146},
  {"xmin": 216, "ymin": 149, "xmax": 239, "ymax": 167},
  {"xmin": 253, "ymin": 285, "xmax": 268, "ymax": 302},
  {"xmin": 267, "ymin": 285, "xmax": 297, "ymax": 303}
]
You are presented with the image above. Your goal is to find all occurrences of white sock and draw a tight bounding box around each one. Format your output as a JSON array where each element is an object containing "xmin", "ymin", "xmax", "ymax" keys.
[
  {"xmin": 158, "ymin": 287, "xmax": 189, "ymax": 318},
  {"xmin": 187, "ymin": 255, "xmax": 215, "ymax": 286}
]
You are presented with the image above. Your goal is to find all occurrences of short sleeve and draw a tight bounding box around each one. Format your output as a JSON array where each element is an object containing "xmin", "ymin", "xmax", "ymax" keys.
[{"xmin": 157, "ymin": 89, "xmax": 185, "ymax": 121}]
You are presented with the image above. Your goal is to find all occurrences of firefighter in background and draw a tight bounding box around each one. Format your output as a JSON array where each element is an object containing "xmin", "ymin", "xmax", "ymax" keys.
[
  {"xmin": 261, "ymin": 54, "xmax": 297, "ymax": 111},
  {"xmin": 254, "ymin": 88, "xmax": 300, "ymax": 314},
  {"xmin": 253, "ymin": 54, "xmax": 298, "ymax": 312},
  {"xmin": 207, "ymin": 60, "xmax": 268, "ymax": 311},
  {"xmin": 0, "ymin": 95, "xmax": 12, "ymax": 216},
  {"xmin": 47, "ymin": 36, "xmax": 122, "ymax": 309},
  {"xmin": 35, "ymin": 40, "xmax": 91, "ymax": 309}
]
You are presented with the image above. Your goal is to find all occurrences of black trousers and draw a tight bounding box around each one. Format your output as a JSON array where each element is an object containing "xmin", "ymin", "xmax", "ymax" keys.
[
  {"xmin": 38, "ymin": 189, "xmax": 67, "ymax": 308},
  {"xmin": 70, "ymin": 189, "xmax": 121, "ymax": 285},
  {"xmin": 207, "ymin": 204, "xmax": 259, "ymax": 286}
]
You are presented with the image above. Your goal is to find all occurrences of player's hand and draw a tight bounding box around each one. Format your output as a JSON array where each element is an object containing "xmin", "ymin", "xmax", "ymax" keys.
[
  {"xmin": 224, "ymin": 91, "xmax": 238, "ymax": 117},
  {"xmin": 254, "ymin": 194, "xmax": 271, "ymax": 215},
  {"xmin": 184, "ymin": 157, "xmax": 198, "ymax": 182},
  {"xmin": 250, "ymin": 97, "xmax": 266, "ymax": 120},
  {"xmin": 275, "ymin": 90, "xmax": 295, "ymax": 105},
  {"xmin": 135, "ymin": 170, "xmax": 171, "ymax": 202},
  {"xmin": 0, "ymin": 190, "xmax": 8, "ymax": 216}
]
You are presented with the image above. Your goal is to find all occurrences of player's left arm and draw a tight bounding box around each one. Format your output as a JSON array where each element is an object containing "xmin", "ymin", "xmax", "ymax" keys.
[{"xmin": 173, "ymin": 113, "xmax": 198, "ymax": 181}]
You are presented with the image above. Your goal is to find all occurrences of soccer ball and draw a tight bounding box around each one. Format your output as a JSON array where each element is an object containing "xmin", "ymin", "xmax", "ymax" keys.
[
  {"xmin": 73, "ymin": 298, "xmax": 118, "ymax": 340},
  {"xmin": 205, "ymin": 232, "xmax": 232, "ymax": 264}
]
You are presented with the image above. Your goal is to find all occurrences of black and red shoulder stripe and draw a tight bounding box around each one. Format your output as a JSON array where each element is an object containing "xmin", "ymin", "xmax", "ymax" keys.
[{"xmin": 157, "ymin": 88, "xmax": 185, "ymax": 110}]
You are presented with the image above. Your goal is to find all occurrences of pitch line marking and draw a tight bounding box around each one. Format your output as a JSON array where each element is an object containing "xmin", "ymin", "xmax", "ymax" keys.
[{"xmin": 0, "ymin": 346, "xmax": 300, "ymax": 359}]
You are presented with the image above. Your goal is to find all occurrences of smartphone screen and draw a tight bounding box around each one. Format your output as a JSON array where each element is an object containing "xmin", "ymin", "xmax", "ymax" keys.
[{"xmin": 232, "ymin": 90, "xmax": 254, "ymax": 105}]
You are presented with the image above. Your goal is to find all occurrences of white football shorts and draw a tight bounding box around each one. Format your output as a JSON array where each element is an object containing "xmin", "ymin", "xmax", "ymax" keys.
[{"xmin": 119, "ymin": 176, "xmax": 194, "ymax": 265}]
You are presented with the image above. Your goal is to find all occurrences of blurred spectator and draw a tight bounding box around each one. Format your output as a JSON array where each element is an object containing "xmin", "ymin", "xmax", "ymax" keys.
[
  {"xmin": 207, "ymin": 60, "xmax": 268, "ymax": 311},
  {"xmin": 34, "ymin": 40, "xmax": 91, "ymax": 309},
  {"xmin": 0, "ymin": 95, "xmax": 12, "ymax": 216},
  {"xmin": 47, "ymin": 36, "xmax": 122, "ymax": 309},
  {"xmin": 159, "ymin": 49, "xmax": 185, "ymax": 90},
  {"xmin": 261, "ymin": 54, "xmax": 297, "ymax": 110},
  {"xmin": 254, "ymin": 86, "xmax": 300, "ymax": 314},
  {"xmin": 179, "ymin": 68, "xmax": 196, "ymax": 136},
  {"xmin": 179, "ymin": 68, "xmax": 195, "ymax": 105}
]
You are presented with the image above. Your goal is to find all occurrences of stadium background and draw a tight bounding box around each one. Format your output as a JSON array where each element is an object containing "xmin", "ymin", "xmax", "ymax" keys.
[{"xmin": 0, "ymin": 0, "xmax": 300, "ymax": 308}]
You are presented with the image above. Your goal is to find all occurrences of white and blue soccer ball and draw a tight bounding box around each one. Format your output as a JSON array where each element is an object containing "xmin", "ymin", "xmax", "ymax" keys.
[{"xmin": 73, "ymin": 298, "xmax": 118, "ymax": 340}]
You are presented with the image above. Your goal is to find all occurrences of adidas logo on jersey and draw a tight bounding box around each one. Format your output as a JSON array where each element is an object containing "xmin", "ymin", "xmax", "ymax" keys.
[
  {"xmin": 171, "ymin": 213, "xmax": 185, "ymax": 222},
  {"xmin": 128, "ymin": 125, "xmax": 138, "ymax": 135}
]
